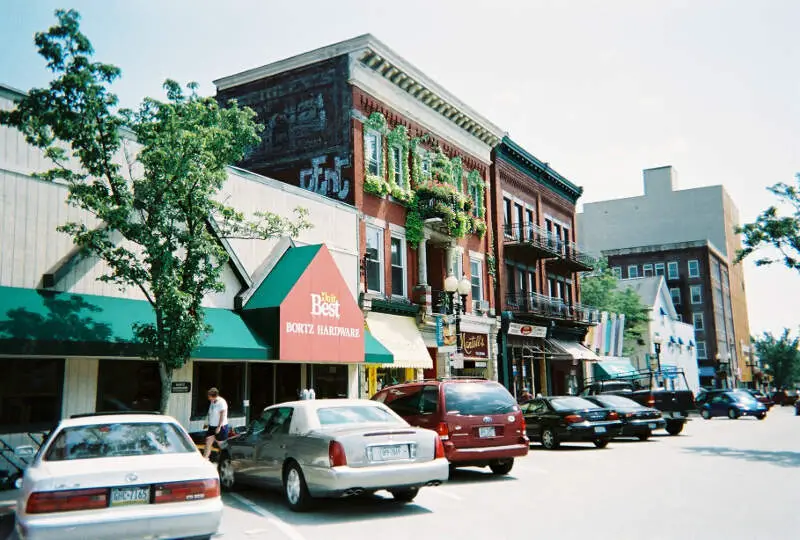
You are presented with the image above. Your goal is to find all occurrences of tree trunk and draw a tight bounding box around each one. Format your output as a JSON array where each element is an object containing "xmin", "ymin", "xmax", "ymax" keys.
[{"xmin": 158, "ymin": 362, "xmax": 173, "ymax": 414}]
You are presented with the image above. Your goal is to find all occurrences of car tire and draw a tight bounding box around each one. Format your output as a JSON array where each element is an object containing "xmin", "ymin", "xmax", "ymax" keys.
[
  {"xmin": 489, "ymin": 459, "xmax": 514, "ymax": 475},
  {"xmin": 665, "ymin": 421, "xmax": 684, "ymax": 435},
  {"xmin": 283, "ymin": 461, "xmax": 313, "ymax": 512},
  {"xmin": 636, "ymin": 430, "xmax": 651, "ymax": 441},
  {"xmin": 390, "ymin": 487, "xmax": 419, "ymax": 503},
  {"xmin": 728, "ymin": 408, "xmax": 739, "ymax": 420},
  {"xmin": 541, "ymin": 428, "xmax": 560, "ymax": 450},
  {"xmin": 701, "ymin": 409, "xmax": 712, "ymax": 420},
  {"xmin": 218, "ymin": 454, "xmax": 236, "ymax": 492},
  {"xmin": 757, "ymin": 412, "xmax": 766, "ymax": 420},
  {"xmin": 593, "ymin": 438, "xmax": 610, "ymax": 449}
]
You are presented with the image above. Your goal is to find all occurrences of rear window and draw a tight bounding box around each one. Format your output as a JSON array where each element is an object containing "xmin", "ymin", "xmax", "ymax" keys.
[
  {"xmin": 317, "ymin": 405, "xmax": 404, "ymax": 426},
  {"xmin": 45, "ymin": 422, "xmax": 195, "ymax": 461},
  {"xmin": 443, "ymin": 383, "xmax": 517, "ymax": 416},
  {"xmin": 551, "ymin": 397, "xmax": 598, "ymax": 411},
  {"xmin": 592, "ymin": 395, "xmax": 639, "ymax": 408}
]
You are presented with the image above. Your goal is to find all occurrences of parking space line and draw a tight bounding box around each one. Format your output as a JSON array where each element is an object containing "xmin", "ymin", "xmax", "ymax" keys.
[{"xmin": 229, "ymin": 493, "xmax": 306, "ymax": 540}]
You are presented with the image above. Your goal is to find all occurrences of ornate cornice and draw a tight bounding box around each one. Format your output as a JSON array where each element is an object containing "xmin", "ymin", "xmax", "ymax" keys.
[{"xmin": 496, "ymin": 137, "xmax": 583, "ymax": 204}]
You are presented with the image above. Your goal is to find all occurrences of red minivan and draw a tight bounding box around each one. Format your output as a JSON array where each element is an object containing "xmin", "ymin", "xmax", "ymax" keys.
[{"xmin": 372, "ymin": 379, "xmax": 529, "ymax": 475}]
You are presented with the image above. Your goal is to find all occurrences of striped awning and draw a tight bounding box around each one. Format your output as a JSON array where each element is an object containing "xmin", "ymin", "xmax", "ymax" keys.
[{"xmin": 366, "ymin": 312, "xmax": 432, "ymax": 369}]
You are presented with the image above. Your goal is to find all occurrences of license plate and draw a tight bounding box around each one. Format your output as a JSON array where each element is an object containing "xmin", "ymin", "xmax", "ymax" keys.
[
  {"xmin": 594, "ymin": 426, "xmax": 607, "ymax": 434},
  {"xmin": 110, "ymin": 486, "xmax": 150, "ymax": 507},
  {"xmin": 648, "ymin": 423, "xmax": 657, "ymax": 429},
  {"xmin": 369, "ymin": 445, "xmax": 410, "ymax": 462},
  {"xmin": 478, "ymin": 426, "xmax": 496, "ymax": 438}
]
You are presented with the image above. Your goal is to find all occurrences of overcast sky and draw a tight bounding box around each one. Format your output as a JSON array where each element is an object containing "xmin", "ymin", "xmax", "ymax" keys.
[{"xmin": 2, "ymin": 0, "xmax": 798, "ymax": 337}]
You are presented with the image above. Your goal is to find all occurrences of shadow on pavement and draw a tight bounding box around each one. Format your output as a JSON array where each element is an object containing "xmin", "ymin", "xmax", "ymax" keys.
[
  {"xmin": 684, "ymin": 446, "xmax": 800, "ymax": 468},
  {"xmin": 446, "ymin": 468, "xmax": 516, "ymax": 485},
  {"xmin": 529, "ymin": 444, "xmax": 596, "ymax": 452}
]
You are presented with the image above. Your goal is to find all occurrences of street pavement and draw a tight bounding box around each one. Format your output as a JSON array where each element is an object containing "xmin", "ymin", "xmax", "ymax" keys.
[{"xmin": 3, "ymin": 406, "xmax": 799, "ymax": 539}]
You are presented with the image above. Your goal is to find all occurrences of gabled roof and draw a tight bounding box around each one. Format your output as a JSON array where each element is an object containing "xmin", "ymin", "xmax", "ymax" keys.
[
  {"xmin": 616, "ymin": 276, "xmax": 678, "ymax": 319},
  {"xmin": 242, "ymin": 244, "xmax": 322, "ymax": 310}
]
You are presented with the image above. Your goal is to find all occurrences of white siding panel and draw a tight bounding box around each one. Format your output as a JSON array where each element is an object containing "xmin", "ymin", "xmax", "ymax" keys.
[
  {"xmin": 62, "ymin": 357, "xmax": 99, "ymax": 418},
  {"xmin": 202, "ymin": 264, "xmax": 239, "ymax": 308},
  {"xmin": 166, "ymin": 361, "xmax": 193, "ymax": 428}
]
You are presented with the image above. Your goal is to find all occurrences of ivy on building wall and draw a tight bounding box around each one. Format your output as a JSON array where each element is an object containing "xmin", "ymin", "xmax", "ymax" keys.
[
  {"xmin": 363, "ymin": 112, "xmax": 389, "ymax": 197},
  {"xmin": 386, "ymin": 124, "xmax": 413, "ymax": 203}
]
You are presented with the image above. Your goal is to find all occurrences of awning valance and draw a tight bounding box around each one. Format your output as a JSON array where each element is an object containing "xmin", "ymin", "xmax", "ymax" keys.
[
  {"xmin": 547, "ymin": 339, "xmax": 599, "ymax": 361},
  {"xmin": 593, "ymin": 358, "xmax": 638, "ymax": 380},
  {"xmin": 366, "ymin": 312, "xmax": 432, "ymax": 369},
  {"xmin": 365, "ymin": 329, "xmax": 393, "ymax": 364}
]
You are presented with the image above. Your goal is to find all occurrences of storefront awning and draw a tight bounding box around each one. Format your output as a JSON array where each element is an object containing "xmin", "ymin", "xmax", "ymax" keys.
[
  {"xmin": 366, "ymin": 312, "xmax": 432, "ymax": 369},
  {"xmin": 547, "ymin": 339, "xmax": 599, "ymax": 361},
  {"xmin": 593, "ymin": 358, "xmax": 638, "ymax": 380},
  {"xmin": 365, "ymin": 329, "xmax": 393, "ymax": 364},
  {"xmin": 0, "ymin": 286, "xmax": 272, "ymax": 360}
]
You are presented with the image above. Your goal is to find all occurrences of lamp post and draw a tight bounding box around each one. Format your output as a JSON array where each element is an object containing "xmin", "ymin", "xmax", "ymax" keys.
[
  {"xmin": 716, "ymin": 351, "xmax": 730, "ymax": 389},
  {"xmin": 444, "ymin": 273, "xmax": 472, "ymax": 370},
  {"xmin": 652, "ymin": 333, "xmax": 663, "ymax": 373}
]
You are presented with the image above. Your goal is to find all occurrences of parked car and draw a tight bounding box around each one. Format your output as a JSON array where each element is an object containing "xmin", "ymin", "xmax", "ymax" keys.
[
  {"xmin": 521, "ymin": 396, "xmax": 623, "ymax": 449},
  {"xmin": 373, "ymin": 378, "xmax": 528, "ymax": 475},
  {"xmin": 584, "ymin": 394, "xmax": 665, "ymax": 440},
  {"xmin": 14, "ymin": 412, "xmax": 222, "ymax": 540},
  {"xmin": 695, "ymin": 389, "xmax": 726, "ymax": 408},
  {"xmin": 770, "ymin": 389, "xmax": 799, "ymax": 407},
  {"xmin": 699, "ymin": 391, "xmax": 768, "ymax": 420},
  {"xmin": 218, "ymin": 399, "xmax": 449, "ymax": 510},
  {"xmin": 743, "ymin": 389, "xmax": 774, "ymax": 408}
]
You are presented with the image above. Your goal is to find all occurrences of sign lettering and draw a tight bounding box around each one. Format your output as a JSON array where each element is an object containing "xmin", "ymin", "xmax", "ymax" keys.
[
  {"xmin": 508, "ymin": 323, "xmax": 547, "ymax": 338},
  {"xmin": 462, "ymin": 332, "xmax": 488, "ymax": 359},
  {"xmin": 311, "ymin": 292, "xmax": 341, "ymax": 319}
]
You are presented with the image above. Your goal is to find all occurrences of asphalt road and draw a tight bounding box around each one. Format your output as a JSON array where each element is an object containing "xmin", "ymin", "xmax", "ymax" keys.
[{"xmin": 3, "ymin": 406, "xmax": 799, "ymax": 539}]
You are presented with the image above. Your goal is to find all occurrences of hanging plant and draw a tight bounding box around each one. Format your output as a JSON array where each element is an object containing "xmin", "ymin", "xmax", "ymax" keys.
[
  {"xmin": 405, "ymin": 196, "xmax": 425, "ymax": 248},
  {"xmin": 429, "ymin": 147, "xmax": 454, "ymax": 186}
]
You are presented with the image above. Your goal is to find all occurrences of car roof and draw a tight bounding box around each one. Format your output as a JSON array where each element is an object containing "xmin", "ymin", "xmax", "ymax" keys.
[
  {"xmin": 58, "ymin": 413, "xmax": 180, "ymax": 428},
  {"xmin": 264, "ymin": 398, "xmax": 385, "ymax": 411}
]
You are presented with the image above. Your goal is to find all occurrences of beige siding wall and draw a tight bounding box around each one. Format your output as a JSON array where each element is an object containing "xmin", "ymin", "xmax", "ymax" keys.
[{"xmin": 62, "ymin": 358, "xmax": 99, "ymax": 418}]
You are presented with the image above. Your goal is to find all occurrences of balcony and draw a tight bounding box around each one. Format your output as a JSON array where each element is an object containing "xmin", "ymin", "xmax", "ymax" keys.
[
  {"xmin": 503, "ymin": 222, "xmax": 561, "ymax": 264},
  {"xmin": 505, "ymin": 292, "xmax": 600, "ymax": 325},
  {"xmin": 545, "ymin": 239, "xmax": 595, "ymax": 273}
]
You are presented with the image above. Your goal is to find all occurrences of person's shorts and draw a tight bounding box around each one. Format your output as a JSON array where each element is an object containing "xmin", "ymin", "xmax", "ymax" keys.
[{"xmin": 205, "ymin": 425, "xmax": 229, "ymax": 442}]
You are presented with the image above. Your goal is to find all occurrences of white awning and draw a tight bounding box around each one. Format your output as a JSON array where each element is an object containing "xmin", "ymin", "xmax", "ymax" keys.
[
  {"xmin": 366, "ymin": 312, "xmax": 433, "ymax": 369},
  {"xmin": 547, "ymin": 339, "xmax": 599, "ymax": 361}
]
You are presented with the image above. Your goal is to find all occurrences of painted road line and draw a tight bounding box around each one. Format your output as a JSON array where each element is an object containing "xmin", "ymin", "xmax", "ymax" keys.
[{"xmin": 229, "ymin": 493, "xmax": 306, "ymax": 540}]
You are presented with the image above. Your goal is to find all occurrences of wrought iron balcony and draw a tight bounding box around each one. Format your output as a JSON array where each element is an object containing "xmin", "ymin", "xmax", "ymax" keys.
[
  {"xmin": 545, "ymin": 239, "xmax": 595, "ymax": 273},
  {"xmin": 503, "ymin": 222, "xmax": 561, "ymax": 263},
  {"xmin": 505, "ymin": 292, "xmax": 600, "ymax": 325}
]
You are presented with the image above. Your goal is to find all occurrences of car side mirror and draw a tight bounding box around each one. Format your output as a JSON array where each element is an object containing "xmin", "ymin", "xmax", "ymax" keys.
[{"xmin": 15, "ymin": 445, "xmax": 35, "ymax": 459}]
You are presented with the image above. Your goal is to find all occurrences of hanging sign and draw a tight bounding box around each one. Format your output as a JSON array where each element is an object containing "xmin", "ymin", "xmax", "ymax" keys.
[
  {"xmin": 435, "ymin": 314, "xmax": 456, "ymax": 347},
  {"xmin": 508, "ymin": 323, "xmax": 547, "ymax": 338},
  {"xmin": 462, "ymin": 332, "xmax": 488, "ymax": 359}
]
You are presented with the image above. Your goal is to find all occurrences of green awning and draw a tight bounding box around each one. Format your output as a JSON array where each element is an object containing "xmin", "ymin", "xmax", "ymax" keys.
[
  {"xmin": 365, "ymin": 329, "xmax": 393, "ymax": 364},
  {"xmin": 593, "ymin": 358, "xmax": 638, "ymax": 380},
  {"xmin": 243, "ymin": 245, "xmax": 322, "ymax": 310},
  {"xmin": 0, "ymin": 286, "xmax": 271, "ymax": 360}
]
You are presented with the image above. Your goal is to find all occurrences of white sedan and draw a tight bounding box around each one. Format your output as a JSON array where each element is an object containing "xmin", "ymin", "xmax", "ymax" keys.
[{"xmin": 14, "ymin": 413, "xmax": 222, "ymax": 540}]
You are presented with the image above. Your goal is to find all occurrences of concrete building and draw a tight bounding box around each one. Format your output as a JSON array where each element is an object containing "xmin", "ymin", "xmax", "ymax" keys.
[
  {"xmin": 577, "ymin": 166, "xmax": 752, "ymax": 388},
  {"xmin": 214, "ymin": 35, "xmax": 505, "ymax": 392}
]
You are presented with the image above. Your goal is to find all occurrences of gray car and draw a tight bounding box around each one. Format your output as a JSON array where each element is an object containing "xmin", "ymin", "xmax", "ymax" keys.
[{"xmin": 218, "ymin": 399, "xmax": 449, "ymax": 511}]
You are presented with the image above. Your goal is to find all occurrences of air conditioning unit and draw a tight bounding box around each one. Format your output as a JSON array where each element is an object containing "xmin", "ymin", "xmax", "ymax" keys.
[{"xmin": 473, "ymin": 299, "xmax": 490, "ymax": 314}]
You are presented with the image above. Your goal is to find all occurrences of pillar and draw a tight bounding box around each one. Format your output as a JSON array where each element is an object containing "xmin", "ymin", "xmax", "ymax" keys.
[{"xmin": 418, "ymin": 236, "xmax": 428, "ymax": 285}]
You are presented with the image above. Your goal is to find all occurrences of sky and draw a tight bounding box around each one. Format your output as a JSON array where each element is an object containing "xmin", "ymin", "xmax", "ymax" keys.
[{"xmin": 1, "ymin": 0, "xmax": 798, "ymax": 336}]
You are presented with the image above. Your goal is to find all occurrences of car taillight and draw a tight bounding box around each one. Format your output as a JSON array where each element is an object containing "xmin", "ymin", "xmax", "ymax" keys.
[
  {"xmin": 26, "ymin": 487, "xmax": 108, "ymax": 514},
  {"xmin": 434, "ymin": 436, "xmax": 445, "ymax": 459},
  {"xmin": 518, "ymin": 414, "xmax": 526, "ymax": 433},
  {"xmin": 646, "ymin": 395, "xmax": 655, "ymax": 407},
  {"xmin": 607, "ymin": 411, "xmax": 619, "ymax": 420},
  {"xmin": 623, "ymin": 412, "xmax": 635, "ymax": 419},
  {"xmin": 436, "ymin": 422, "xmax": 450, "ymax": 441},
  {"xmin": 565, "ymin": 415, "xmax": 585, "ymax": 424},
  {"xmin": 154, "ymin": 479, "xmax": 219, "ymax": 503},
  {"xmin": 329, "ymin": 440, "xmax": 347, "ymax": 467}
]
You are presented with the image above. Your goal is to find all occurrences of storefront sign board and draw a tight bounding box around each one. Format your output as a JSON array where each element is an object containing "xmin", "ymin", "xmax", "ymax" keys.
[
  {"xmin": 508, "ymin": 323, "xmax": 547, "ymax": 338},
  {"xmin": 462, "ymin": 332, "xmax": 488, "ymax": 359}
]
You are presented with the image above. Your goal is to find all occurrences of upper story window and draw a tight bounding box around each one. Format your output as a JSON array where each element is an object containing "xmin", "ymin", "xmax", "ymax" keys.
[
  {"xmin": 643, "ymin": 264, "xmax": 654, "ymax": 277},
  {"xmin": 469, "ymin": 179, "xmax": 483, "ymax": 218},
  {"xmin": 693, "ymin": 312, "xmax": 704, "ymax": 331},
  {"xmin": 688, "ymin": 260, "xmax": 700, "ymax": 278},
  {"xmin": 391, "ymin": 146, "xmax": 404, "ymax": 188},
  {"xmin": 667, "ymin": 261, "xmax": 679, "ymax": 280},
  {"xmin": 628, "ymin": 265, "xmax": 639, "ymax": 279},
  {"xmin": 470, "ymin": 259, "xmax": 483, "ymax": 305},
  {"xmin": 670, "ymin": 287, "xmax": 681, "ymax": 306},
  {"xmin": 365, "ymin": 131, "xmax": 382, "ymax": 177},
  {"xmin": 503, "ymin": 198, "xmax": 512, "ymax": 235},
  {"xmin": 390, "ymin": 236, "xmax": 406, "ymax": 297},
  {"xmin": 696, "ymin": 341, "xmax": 707, "ymax": 359},
  {"xmin": 612, "ymin": 266, "xmax": 622, "ymax": 279},
  {"xmin": 690, "ymin": 285, "xmax": 703, "ymax": 304},
  {"xmin": 654, "ymin": 263, "xmax": 665, "ymax": 277},
  {"xmin": 421, "ymin": 154, "xmax": 431, "ymax": 177},
  {"xmin": 506, "ymin": 264, "xmax": 516, "ymax": 296},
  {"xmin": 365, "ymin": 225, "xmax": 384, "ymax": 294}
]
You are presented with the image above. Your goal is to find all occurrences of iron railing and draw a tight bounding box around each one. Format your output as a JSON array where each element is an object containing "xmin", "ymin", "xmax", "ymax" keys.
[
  {"xmin": 503, "ymin": 222, "xmax": 595, "ymax": 269},
  {"xmin": 505, "ymin": 291, "xmax": 600, "ymax": 324}
]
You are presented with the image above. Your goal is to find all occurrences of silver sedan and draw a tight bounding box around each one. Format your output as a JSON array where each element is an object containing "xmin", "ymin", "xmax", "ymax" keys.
[{"xmin": 217, "ymin": 399, "xmax": 449, "ymax": 511}]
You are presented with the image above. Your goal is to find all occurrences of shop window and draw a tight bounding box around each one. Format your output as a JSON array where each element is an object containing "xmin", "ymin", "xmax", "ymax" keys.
[
  {"xmin": 364, "ymin": 131, "xmax": 382, "ymax": 177},
  {"xmin": 0, "ymin": 358, "xmax": 64, "ymax": 433},
  {"xmin": 366, "ymin": 225, "xmax": 384, "ymax": 294},
  {"xmin": 310, "ymin": 365, "xmax": 348, "ymax": 399},
  {"xmin": 97, "ymin": 360, "xmax": 161, "ymax": 413},
  {"xmin": 688, "ymin": 260, "xmax": 700, "ymax": 278},
  {"xmin": 667, "ymin": 261, "xmax": 679, "ymax": 280},
  {"xmin": 192, "ymin": 362, "xmax": 245, "ymax": 419},
  {"xmin": 390, "ymin": 236, "xmax": 406, "ymax": 297},
  {"xmin": 383, "ymin": 385, "xmax": 422, "ymax": 416}
]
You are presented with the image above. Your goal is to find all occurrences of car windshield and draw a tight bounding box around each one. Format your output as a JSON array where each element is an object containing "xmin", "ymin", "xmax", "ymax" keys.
[
  {"xmin": 592, "ymin": 395, "xmax": 640, "ymax": 408},
  {"xmin": 551, "ymin": 397, "xmax": 599, "ymax": 411},
  {"xmin": 45, "ymin": 422, "xmax": 195, "ymax": 461},
  {"xmin": 443, "ymin": 382, "xmax": 517, "ymax": 415},
  {"xmin": 316, "ymin": 405, "xmax": 403, "ymax": 426},
  {"xmin": 731, "ymin": 391, "xmax": 758, "ymax": 403}
]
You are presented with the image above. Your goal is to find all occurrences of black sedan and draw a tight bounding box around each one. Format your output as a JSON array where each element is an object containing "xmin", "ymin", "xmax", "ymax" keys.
[
  {"xmin": 584, "ymin": 394, "xmax": 666, "ymax": 440},
  {"xmin": 521, "ymin": 396, "xmax": 623, "ymax": 449}
]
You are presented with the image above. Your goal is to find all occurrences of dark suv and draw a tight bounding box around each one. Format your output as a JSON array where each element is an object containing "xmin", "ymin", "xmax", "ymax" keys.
[{"xmin": 372, "ymin": 379, "xmax": 529, "ymax": 475}]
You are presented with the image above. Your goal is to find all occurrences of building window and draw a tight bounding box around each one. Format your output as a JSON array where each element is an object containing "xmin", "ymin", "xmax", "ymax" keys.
[
  {"xmin": 421, "ymin": 153, "xmax": 431, "ymax": 177},
  {"xmin": 690, "ymin": 285, "xmax": 703, "ymax": 304},
  {"xmin": 97, "ymin": 359, "xmax": 161, "ymax": 413},
  {"xmin": 696, "ymin": 341, "xmax": 707, "ymax": 359},
  {"xmin": 390, "ymin": 236, "xmax": 406, "ymax": 297},
  {"xmin": 643, "ymin": 264, "xmax": 654, "ymax": 277},
  {"xmin": 612, "ymin": 266, "xmax": 622, "ymax": 279},
  {"xmin": 192, "ymin": 362, "xmax": 245, "ymax": 419},
  {"xmin": 667, "ymin": 261, "xmax": 679, "ymax": 280},
  {"xmin": 390, "ymin": 146, "xmax": 404, "ymax": 188},
  {"xmin": 515, "ymin": 204, "xmax": 524, "ymax": 240},
  {"xmin": 364, "ymin": 131, "xmax": 382, "ymax": 177},
  {"xmin": 670, "ymin": 287, "xmax": 681, "ymax": 306},
  {"xmin": 655, "ymin": 263, "xmax": 665, "ymax": 277},
  {"xmin": 0, "ymin": 358, "xmax": 64, "ymax": 433},
  {"xmin": 627, "ymin": 265, "xmax": 639, "ymax": 278},
  {"xmin": 470, "ymin": 259, "xmax": 483, "ymax": 308},
  {"xmin": 693, "ymin": 312, "xmax": 704, "ymax": 331},
  {"xmin": 506, "ymin": 265, "xmax": 516, "ymax": 296},
  {"xmin": 365, "ymin": 225, "xmax": 384, "ymax": 294},
  {"xmin": 527, "ymin": 270, "xmax": 536, "ymax": 295},
  {"xmin": 688, "ymin": 260, "xmax": 700, "ymax": 278},
  {"xmin": 503, "ymin": 198, "xmax": 512, "ymax": 236},
  {"xmin": 469, "ymin": 178, "xmax": 484, "ymax": 218}
]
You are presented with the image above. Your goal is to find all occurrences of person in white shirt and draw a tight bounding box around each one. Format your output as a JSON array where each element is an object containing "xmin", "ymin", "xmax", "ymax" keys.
[{"xmin": 203, "ymin": 387, "xmax": 229, "ymax": 460}]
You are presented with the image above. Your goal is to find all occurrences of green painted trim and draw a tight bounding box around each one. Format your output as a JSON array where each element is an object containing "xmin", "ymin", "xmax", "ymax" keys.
[
  {"xmin": 243, "ymin": 245, "xmax": 322, "ymax": 310},
  {"xmin": 497, "ymin": 137, "xmax": 583, "ymax": 203},
  {"xmin": 365, "ymin": 329, "xmax": 394, "ymax": 364},
  {"xmin": 369, "ymin": 298, "xmax": 420, "ymax": 316}
]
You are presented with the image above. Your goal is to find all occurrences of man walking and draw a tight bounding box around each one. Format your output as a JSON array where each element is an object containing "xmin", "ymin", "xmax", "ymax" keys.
[{"xmin": 204, "ymin": 387, "xmax": 229, "ymax": 460}]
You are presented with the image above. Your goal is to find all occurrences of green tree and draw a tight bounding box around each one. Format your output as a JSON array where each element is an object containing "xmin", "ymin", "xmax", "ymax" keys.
[
  {"xmin": 580, "ymin": 259, "xmax": 650, "ymax": 357},
  {"xmin": 0, "ymin": 10, "xmax": 311, "ymax": 412},
  {"xmin": 736, "ymin": 173, "xmax": 800, "ymax": 270},
  {"xmin": 753, "ymin": 329, "xmax": 800, "ymax": 389}
]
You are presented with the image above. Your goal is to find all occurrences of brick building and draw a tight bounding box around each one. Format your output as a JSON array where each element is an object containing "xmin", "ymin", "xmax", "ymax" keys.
[
  {"xmin": 214, "ymin": 35, "xmax": 505, "ymax": 395},
  {"xmin": 490, "ymin": 138, "xmax": 598, "ymax": 398}
]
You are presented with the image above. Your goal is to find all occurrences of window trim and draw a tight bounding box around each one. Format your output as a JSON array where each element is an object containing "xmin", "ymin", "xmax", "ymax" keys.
[
  {"xmin": 366, "ymin": 224, "xmax": 385, "ymax": 294},
  {"xmin": 654, "ymin": 263, "xmax": 665, "ymax": 276},
  {"xmin": 390, "ymin": 234, "xmax": 407, "ymax": 298},
  {"xmin": 364, "ymin": 130, "xmax": 382, "ymax": 177},
  {"xmin": 667, "ymin": 261, "xmax": 679, "ymax": 280},
  {"xmin": 693, "ymin": 312, "xmax": 704, "ymax": 331},
  {"xmin": 670, "ymin": 287, "xmax": 681, "ymax": 305},
  {"xmin": 470, "ymin": 258, "xmax": 483, "ymax": 305},
  {"xmin": 643, "ymin": 264, "xmax": 654, "ymax": 277},
  {"xmin": 696, "ymin": 341, "xmax": 707, "ymax": 360},
  {"xmin": 390, "ymin": 145, "xmax": 404, "ymax": 188},
  {"xmin": 688, "ymin": 259, "xmax": 700, "ymax": 279},
  {"xmin": 690, "ymin": 285, "xmax": 703, "ymax": 305},
  {"xmin": 627, "ymin": 265, "xmax": 639, "ymax": 278}
]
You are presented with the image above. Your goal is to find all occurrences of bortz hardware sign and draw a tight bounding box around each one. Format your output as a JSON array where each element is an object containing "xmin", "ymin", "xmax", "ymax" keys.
[{"xmin": 284, "ymin": 291, "xmax": 360, "ymax": 338}]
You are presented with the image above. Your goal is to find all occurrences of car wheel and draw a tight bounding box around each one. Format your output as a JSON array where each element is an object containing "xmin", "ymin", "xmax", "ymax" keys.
[
  {"xmin": 636, "ymin": 430, "xmax": 651, "ymax": 441},
  {"xmin": 489, "ymin": 459, "xmax": 514, "ymax": 475},
  {"xmin": 283, "ymin": 461, "xmax": 312, "ymax": 512},
  {"xmin": 728, "ymin": 408, "xmax": 739, "ymax": 420},
  {"xmin": 665, "ymin": 421, "xmax": 684, "ymax": 435},
  {"xmin": 541, "ymin": 428, "xmax": 560, "ymax": 450},
  {"xmin": 757, "ymin": 412, "xmax": 766, "ymax": 420},
  {"xmin": 218, "ymin": 455, "xmax": 236, "ymax": 492},
  {"xmin": 593, "ymin": 438, "xmax": 610, "ymax": 449},
  {"xmin": 390, "ymin": 487, "xmax": 419, "ymax": 503},
  {"xmin": 701, "ymin": 409, "xmax": 711, "ymax": 420}
]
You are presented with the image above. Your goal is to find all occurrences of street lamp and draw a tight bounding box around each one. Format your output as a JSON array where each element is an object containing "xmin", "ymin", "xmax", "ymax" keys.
[
  {"xmin": 444, "ymin": 274, "xmax": 472, "ymax": 357},
  {"xmin": 716, "ymin": 351, "xmax": 730, "ymax": 389},
  {"xmin": 652, "ymin": 333, "xmax": 663, "ymax": 373}
]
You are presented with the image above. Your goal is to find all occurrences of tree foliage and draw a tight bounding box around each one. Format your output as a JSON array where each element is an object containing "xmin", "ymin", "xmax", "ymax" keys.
[
  {"xmin": 580, "ymin": 259, "xmax": 651, "ymax": 356},
  {"xmin": 736, "ymin": 173, "xmax": 800, "ymax": 271},
  {"xmin": 753, "ymin": 329, "xmax": 800, "ymax": 389},
  {"xmin": 0, "ymin": 10, "xmax": 311, "ymax": 412}
]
